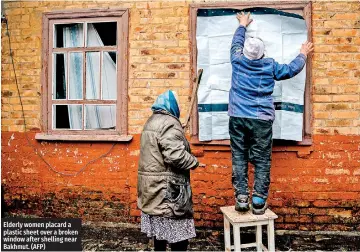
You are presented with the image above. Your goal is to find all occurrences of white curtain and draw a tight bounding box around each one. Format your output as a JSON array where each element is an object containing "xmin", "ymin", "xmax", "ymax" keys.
[
  {"xmin": 63, "ymin": 24, "xmax": 83, "ymax": 129},
  {"xmin": 63, "ymin": 23, "xmax": 116, "ymax": 130}
]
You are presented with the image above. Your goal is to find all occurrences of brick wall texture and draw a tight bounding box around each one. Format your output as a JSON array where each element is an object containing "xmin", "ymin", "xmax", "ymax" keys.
[{"xmin": 1, "ymin": 1, "xmax": 360, "ymax": 231}]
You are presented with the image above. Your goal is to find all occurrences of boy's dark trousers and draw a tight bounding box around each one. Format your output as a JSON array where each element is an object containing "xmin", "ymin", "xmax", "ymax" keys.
[{"xmin": 229, "ymin": 116, "xmax": 273, "ymax": 200}]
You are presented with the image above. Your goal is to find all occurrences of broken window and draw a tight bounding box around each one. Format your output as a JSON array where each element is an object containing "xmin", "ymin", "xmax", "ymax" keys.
[
  {"xmin": 39, "ymin": 10, "xmax": 129, "ymax": 139},
  {"xmin": 189, "ymin": 2, "xmax": 312, "ymax": 145}
]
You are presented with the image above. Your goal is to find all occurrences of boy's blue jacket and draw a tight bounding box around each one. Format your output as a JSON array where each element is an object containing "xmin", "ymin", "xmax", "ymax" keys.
[{"xmin": 228, "ymin": 25, "xmax": 307, "ymax": 121}]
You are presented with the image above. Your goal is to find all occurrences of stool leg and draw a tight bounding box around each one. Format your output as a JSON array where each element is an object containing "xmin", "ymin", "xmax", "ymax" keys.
[
  {"xmin": 224, "ymin": 217, "xmax": 231, "ymax": 252},
  {"xmin": 256, "ymin": 225, "xmax": 262, "ymax": 251},
  {"xmin": 267, "ymin": 220, "xmax": 275, "ymax": 252},
  {"xmin": 233, "ymin": 225, "xmax": 241, "ymax": 252}
]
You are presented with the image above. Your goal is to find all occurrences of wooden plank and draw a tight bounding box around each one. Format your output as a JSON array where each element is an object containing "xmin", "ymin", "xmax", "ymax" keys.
[
  {"xmin": 233, "ymin": 225, "xmax": 241, "ymax": 252},
  {"xmin": 66, "ymin": 51, "xmax": 69, "ymax": 100},
  {"xmin": 51, "ymin": 100, "xmax": 116, "ymax": 104},
  {"xmin": 82, "ymin": 46, "xmax": 86, "ymax": 130},
  {"xmin": 51, "ymin": 17, "xmax": 122, "ymax": 24},
  {"xmin": 267, "ymin": 220, "xmax": 276, "ymax": 252},
  {"xmin": 265, "ymin": 209, "xmax": 278, "ymax": 219},
  {"xmin": 45, "ymin": 129, "xmax": 122, "ymax": 135},
  {"xmin": 250, "ymin": 211, "xmax": 262, "ymax": 221},
  {"xmin": 120, "ymin": 10, "xmax": 129, "ymax": 135},
  {"xmin": 245, "ymin": 211, "xmax": 259, "ymax": 222},
  {"xmin": 189, "ymin": 6, "xmax": 199, "ymax": 137},
  {"xmin": 240, "ymin": 242, "xmax": 257, "ymax": 249},
  {"xmin": 263, "ymin": 209, "xmax": 272, "ymax": 219},
  {"xmin": 303, "ymin": 2, "xmax": 313, "ymax": 139},
  {"xmin": 256, "ymin": 225, "xmax": 262, "ymax": 252},
  {"xmin": 80, "ymin": 52, "xmax": 85, "ymax": 130},
  {"xmin": 183, "ymin": 69, "xmax": 203, "ymax": 128},
  {"xmin": 53, "ymin": 46, "xmax": 117, "ymax": 53},
  {"xmin": 239, "ymin": 221, "xmax": 269, "ymax": 228},
  {"xmin": 35, "ymin": 133, "xmax": 133, "ymax": 142},
  {"xmin": 224, "ymin": 217, "xmax": 232, "ymax": 252},
  {"xmin": 41, "ymin": 14, "xmax": 50, "ymax": 132},
  {"xmin": 221, "ymin": 206, "xmax": 278, "ymax": 223},
  {"xmin": 48, "ymin": 19, "xmax": 55, "ymax": 132},
  {"xmin": 44, "ymin": 9, "xmax": 127, "ymax": 20}
]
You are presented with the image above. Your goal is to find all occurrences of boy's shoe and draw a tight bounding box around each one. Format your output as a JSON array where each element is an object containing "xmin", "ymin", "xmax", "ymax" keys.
[
  {"xmin": 235, "ymin": 195, "xmax": 249, "ymax": 212},
  {"xmin": 252, "ymin": 196, "xmax": 267, "ymax": 215}
]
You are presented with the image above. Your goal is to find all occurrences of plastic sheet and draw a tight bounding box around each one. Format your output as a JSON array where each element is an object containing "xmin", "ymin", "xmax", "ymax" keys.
[{"xmin": 197, "ymin": 9, "xmax": 307, "ymax": 141}]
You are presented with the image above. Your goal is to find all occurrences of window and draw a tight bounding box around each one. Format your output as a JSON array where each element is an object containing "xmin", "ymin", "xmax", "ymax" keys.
[
  {"xmin": 189, "ymin": 2, "xmax": 312, "ymax": 146},
  {"xmin": 36, "ymin": 9, "xmax": 131, "ymax": 141}
]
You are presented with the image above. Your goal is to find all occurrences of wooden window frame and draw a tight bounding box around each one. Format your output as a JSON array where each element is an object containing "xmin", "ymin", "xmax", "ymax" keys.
[
  {"xmin": 189, "ymin": 1, "xmax": 312, "ymax": 147},
  {"xmin": 36, "ymin": 9, "xmax": 131, "ymax": 142}
]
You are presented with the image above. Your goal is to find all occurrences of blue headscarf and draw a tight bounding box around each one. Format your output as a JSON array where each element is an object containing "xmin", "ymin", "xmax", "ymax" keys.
[{"xmin": 151, "ymin": 90, "xmax": 180, "ymax": 119}]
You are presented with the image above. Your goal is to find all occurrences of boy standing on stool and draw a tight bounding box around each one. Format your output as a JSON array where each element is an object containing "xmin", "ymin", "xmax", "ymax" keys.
[{"xmin": 229, "ymin": 12, "xmax": 313, "ymax": 214}]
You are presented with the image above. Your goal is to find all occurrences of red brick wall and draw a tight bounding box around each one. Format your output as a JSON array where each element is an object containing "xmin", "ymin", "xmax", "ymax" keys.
[
  {"xmin": 2, "ymin": 132, "xmax": 360, "ymax": 231},
  {"xmin": 1, "ymin": 1, "xmax": 360, "ymax": 231}
]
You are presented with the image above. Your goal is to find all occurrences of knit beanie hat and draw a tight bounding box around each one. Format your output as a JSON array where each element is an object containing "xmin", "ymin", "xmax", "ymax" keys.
[{"xmin": 243, "ymin": 37, "xmax": 265, "ymax": 60}]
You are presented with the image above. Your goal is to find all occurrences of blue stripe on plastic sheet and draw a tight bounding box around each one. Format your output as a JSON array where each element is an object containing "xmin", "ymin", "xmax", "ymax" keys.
[{"xmin": 198, "ymin": 102, "xmax": 303, "ymax": 113}]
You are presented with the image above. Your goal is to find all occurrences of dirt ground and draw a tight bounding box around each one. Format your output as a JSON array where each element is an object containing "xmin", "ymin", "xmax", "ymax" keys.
[
  {"xmin": 82, "ymin": 222, "xmax": 360, "ymax": 251},
  {"xmin": 2, "ymin": 211, "xmax": 359, "ymax": 251}
]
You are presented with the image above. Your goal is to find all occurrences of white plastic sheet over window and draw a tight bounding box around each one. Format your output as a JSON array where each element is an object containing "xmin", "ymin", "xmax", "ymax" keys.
[{"xmin": 196, "ymin": 8, "xmax": 307, "ymax": 141}]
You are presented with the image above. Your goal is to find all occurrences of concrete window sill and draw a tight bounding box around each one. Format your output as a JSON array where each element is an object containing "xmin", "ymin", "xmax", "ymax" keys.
[{"xmin": 35, "ymin": 133, "xmax": 133, "ymax": 142}]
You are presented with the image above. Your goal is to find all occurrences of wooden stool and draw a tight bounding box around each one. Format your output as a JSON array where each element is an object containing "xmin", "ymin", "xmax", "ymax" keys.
[{"xmin": 220, "ymin": 206, "xmax": 278, "ymax": 252}]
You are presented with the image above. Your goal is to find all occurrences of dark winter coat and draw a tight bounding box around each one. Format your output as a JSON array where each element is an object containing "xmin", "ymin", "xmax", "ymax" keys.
[{"xmin": 137, "ymin": 90, "xmax": 198, "ymax": 218}]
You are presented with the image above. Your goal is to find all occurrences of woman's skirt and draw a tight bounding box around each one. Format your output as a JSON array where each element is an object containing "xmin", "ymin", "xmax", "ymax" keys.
[{"xmin": 140, "ymin": 212, "xmax": 196, "ymax": 243}]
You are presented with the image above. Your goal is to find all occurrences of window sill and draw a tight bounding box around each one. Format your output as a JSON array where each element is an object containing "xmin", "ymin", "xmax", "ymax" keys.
[
  {"xmin": 190, "ymin": 136, "xmax": 313, "ymax": 155},
  {"xmin": 35, "ymin": 133, "xmax": 133, "ymax": 142}
]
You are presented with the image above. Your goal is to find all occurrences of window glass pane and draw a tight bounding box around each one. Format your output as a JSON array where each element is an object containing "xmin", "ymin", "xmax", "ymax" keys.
[
  {"xmin": 53, "ymin": 105, "xmax": 82, "ymax": 130},
  {"xmin": 87, "ymin": 22, "xmax": 117, "ymax": 47},
  {"xmin": 86, "ymin": 52, "xmax": 100, "ymax": 99},
  {"xmin": 102, "ymin": 51, "xmax": 117, "ymax": 100},
  {"xmin": 69, "ymin": 52, "xmax": 83, "ymax": 99},
  {"xmin": 85, "ymin": 105, "xmax": 116, "ymax": 130},
  {"xmin": 54, "ymin": 23, "xmax": 84, "ymax": 48},
  {"xmin": 53, "ymin": 53, "xmax": 66, "ymax": 99}
]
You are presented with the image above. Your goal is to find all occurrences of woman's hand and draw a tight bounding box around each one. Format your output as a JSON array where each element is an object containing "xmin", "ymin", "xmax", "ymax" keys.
[{"xmin": 237, "ymin": 12, "xmax": 253, "ymax": 27}]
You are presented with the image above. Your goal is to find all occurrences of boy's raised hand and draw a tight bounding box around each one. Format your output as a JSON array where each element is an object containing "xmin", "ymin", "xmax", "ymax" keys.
[
  {"xmin": 237, "ymin": 12, "xmax": 253, "ymax": 27},
  {"xmin": 300, "ymin": 41, "xmax": 314, "ymax": 57}
]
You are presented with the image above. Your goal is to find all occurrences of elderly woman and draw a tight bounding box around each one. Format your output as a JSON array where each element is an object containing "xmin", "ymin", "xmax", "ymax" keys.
[{"xmin": 137, "ymin": 90, "xmax": 199, "ymax": 251}]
